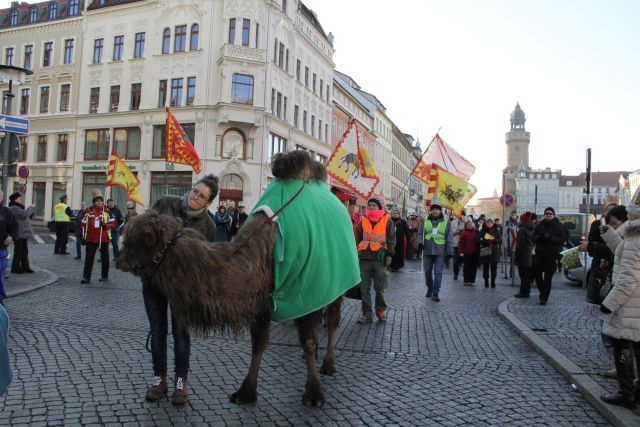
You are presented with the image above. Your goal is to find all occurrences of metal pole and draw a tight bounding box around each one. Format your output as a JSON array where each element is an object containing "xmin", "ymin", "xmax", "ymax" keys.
[
  {"xmin": 2, "ymin": 80, "xmax": 14, "ymax": 202},
  {"xmin": 582, "ymin": 148, "xmax": 592, "ymax": 289},
  {"xmin": 502, "ymin": 172, "xmax": 508, "ymax": 278}
]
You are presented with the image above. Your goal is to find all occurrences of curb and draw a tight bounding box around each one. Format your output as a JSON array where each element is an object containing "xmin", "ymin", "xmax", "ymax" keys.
[
  {"xmin": 498, "ymin": 298, "xmax": 640, "ymax": 427},
  {"xmin": 6, "ymin": 266, "xmax": 58, "ymax": 299}
]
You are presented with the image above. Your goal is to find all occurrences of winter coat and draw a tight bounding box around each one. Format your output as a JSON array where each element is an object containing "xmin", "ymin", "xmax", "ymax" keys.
[
  {"xmin": 152, "ymin": 196, "xmax": 215, "ymax": 241},
  {"xmin": 479, "ymin": 224, "xmax": 502, "ymax": 263},
  {"xmin": 458, "ymin": 228, "xmax": 479, "ymax": 255},
  {"xmin": 602, "ymin": 219, "xmax": 640, "ymax": 342},
  {"xmin": 531, "ymin": 217, "xmax": 568, "ymax": 257},
  {"xmin": 74, "ymin": 209, "xmax": 87, "ymax": 238},
  {"xmin": 451, "ymin": 219, "xmax": 465, "ymax": 246},
  {"xmin": 0, "ymin": 206, "xmax": 18, "ymax": 251},
  {"xmin": 356, "ymin": 214, "xmax": 396, "ymax": 261},
  {"xmin": 9, "ymin": 203, "xmax": 35, "ymax": 240},
  {"xmin": 514, "ymin": 222, "xmax": 535, "ymax": 267},
  {"xmin": 81, "ymin": 207, "xmax": 115, "ymax": 244},
  {"xmin": 419, "ymin": 214, "xmax": 454, "ymax": 257}
]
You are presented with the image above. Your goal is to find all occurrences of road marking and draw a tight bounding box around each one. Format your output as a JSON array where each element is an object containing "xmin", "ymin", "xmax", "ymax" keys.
[{"xmin": 33, "ymin": 235, "xmax": 45, "ymax": 244}]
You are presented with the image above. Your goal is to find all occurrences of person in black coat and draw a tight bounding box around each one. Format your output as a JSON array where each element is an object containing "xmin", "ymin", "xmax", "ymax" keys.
[
  {"xmin": 237, "ymin": 205, "xmax": 248, "ymax": 229},
  {"xmin": 106, "ymin": 199, "xmax": 124, "ymax": 260},
  {"xmin": 390, "ymin": 208, "xmax": 409, "ymax": 271},
  {"xmin": 531, "ymin": 207, "xmax": 569, "ymax": 305},
  {"xmin": 0, "ymin": 191, "xmax": 18, "ymax": 304},
  {"xmin": 514, "ymin": 212, "xmax": 535, "ymax": 298}
]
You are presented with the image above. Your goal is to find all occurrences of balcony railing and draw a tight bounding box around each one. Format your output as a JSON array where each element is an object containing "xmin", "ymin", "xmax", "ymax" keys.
[{"xmin": 221, "ymin": 44, "xmax": 266, "ymax": 63}]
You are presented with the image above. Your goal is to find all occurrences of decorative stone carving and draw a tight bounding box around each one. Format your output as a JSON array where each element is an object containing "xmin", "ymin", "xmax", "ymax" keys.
[
  {"xmin": 109, "ymin": 68, "xmax": 122, "ymax": 85},
  {"xmin": 222, "ymin": 44, "xmax": 267, "ymax": 63},
  {"xmin": 113, "ymin": 24, "xmax": 125, "ymax": 35},
  {"xmin": 144, "ymin": 114, "xmax": 152, "ymax": 130},
  {"xmin": 89, "ymin": 70, "xmax": 102, "ymax": 87},
  {"xmin": 130, "ymin": 66, "xmax": 144, "ymax": 82}
]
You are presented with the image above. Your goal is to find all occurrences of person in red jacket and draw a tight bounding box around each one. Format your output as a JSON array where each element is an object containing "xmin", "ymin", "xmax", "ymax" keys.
[
  {"xmin": 81, "ymin": 195, "xmax": 116, "ymax": 283},
  {"xmin": 458, "ymin": 219, "xmax": 480, "ymax": 286}
]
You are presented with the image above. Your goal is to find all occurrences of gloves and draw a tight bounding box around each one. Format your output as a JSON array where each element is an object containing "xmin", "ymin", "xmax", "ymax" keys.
[
  {"xmin": 600, "ymin": 305, "xmax": 611, "ymax": 314},
  {"xmin": 384, "ymin": 255, "xmax": 392, "ymax": 267}
]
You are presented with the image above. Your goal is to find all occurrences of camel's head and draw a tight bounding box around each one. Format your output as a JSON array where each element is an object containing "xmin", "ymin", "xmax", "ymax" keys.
[{"xmin": 116, "ymin": 210, "xmax": 183, "ymax": 278}]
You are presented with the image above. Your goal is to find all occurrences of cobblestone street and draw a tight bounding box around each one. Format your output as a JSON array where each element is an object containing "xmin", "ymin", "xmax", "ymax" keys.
[{"xmin": 1, "ymin": 244, "xmax": 611, "ymax": 426}]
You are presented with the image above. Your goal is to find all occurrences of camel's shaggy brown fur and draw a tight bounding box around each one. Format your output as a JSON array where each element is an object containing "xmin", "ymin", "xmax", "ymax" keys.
[{"xmin": 117, "ymin": 150, "xmax": 341, "ymax": 407}]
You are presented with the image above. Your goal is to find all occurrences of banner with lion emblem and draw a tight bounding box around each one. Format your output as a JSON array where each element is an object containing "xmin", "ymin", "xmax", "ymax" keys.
[
  {"xmin": 431, "ymin": 164, "xmax": 476, "ymax": 217},
  {"xmin": 326, "ymin": 119, "xmax": 379, "ymax": 199}
]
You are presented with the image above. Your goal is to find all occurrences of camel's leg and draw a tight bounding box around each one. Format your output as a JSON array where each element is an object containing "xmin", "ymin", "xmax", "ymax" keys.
[
  {"xmin": 229, "ymin": 314, "xmax": 270, "ymax": 404},
  {"xmin": 296, "ymin": 310, "xmax": 325, "ymax": 407},
  {"xmin": 320, "ymin": 297, "xmax": 342, "ymax": 375}
]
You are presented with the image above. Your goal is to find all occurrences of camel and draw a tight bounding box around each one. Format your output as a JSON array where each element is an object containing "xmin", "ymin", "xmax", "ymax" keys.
[{"xmin": 117, "ymin": 151, "xmax": 359, "ymax": 407}]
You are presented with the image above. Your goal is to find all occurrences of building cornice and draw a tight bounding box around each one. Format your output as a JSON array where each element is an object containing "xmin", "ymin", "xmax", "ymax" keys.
[{"xmin": 0, "ymin": 17, "xmax": 82, "ymax": 38}]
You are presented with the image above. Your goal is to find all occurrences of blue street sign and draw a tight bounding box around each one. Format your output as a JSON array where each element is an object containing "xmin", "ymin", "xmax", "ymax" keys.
[{"xmin": 0, "ymin": 114, "xmax": 29, "ymax": 134}]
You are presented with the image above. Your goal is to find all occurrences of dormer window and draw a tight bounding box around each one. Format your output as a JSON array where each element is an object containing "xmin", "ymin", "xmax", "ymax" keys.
[
  {"xmin": 9, "ymin": 9, "xmax": 18, "ymax": 26},
  {"xmin": 48, "ymin": 2, "xmax": 58, "ymax": 20},
  {"xmin": 29, "ymin": 6, "xmax": 38, "ymax": 23}
]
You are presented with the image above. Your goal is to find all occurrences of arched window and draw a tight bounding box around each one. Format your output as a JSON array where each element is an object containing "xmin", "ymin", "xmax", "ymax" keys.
[
  {"xmin": 221, "ymin": 174, "xmax": 244, "ymax": 191},
  {"xmin": 221, "ymin": 128, "xmax": 246, "ymax": 159},
  {"xmin": 29, "ymin": 6, "xmax": 38, "ymax": 23},
  {"xmin": 190, "ymin": 24, "xmax": 199, "ymax": 50},
  {"xmin": 9, "ymin": 9, "xmax": 18, "ymax": 26},
  {"xmin": 162, "ymin": 28, "xmax": 171, "ymax": 54}
]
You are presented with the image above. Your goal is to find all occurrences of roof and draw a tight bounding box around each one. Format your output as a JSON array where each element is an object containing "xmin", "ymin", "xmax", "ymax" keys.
[
  {"xmin": 576, "ymin": 171, "xmax": 631, "ymax": 187},
  {"xmin": 559, "ymin": 175, "xmax": 580, "ymax": 186},
  {"xmin": 1, "ymin": 0, "xmax": 83, "ymax": 29},
  {"xmin": 298, "ymin": 1, "xmax": 333, "ymax": 46}
]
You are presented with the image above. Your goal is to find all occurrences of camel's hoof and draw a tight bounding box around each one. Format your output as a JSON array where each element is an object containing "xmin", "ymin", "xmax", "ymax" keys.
[
  {"xmin": 302, "ymin": 380, "xmax": 325, "ymax": 407},
  {"xmin": 319, "ymin": 362, "xmax": 336, "ymax": 376},
  {"xmin": 229, "ymin": 387, "xmax": 257, "ymax": 404}
]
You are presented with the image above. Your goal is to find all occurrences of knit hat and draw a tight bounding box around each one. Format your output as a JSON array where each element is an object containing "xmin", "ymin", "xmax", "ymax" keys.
[
  {"xmin": 8, "ymin": 192, "xmax": 21, "ymax": 203},
  {"xmin": 60, "ymin": 194, "xmax": 68, "ymax": 202},
  {"xmin": 520, "ymin": 212, "xmax": 532, "ymax": 224},
  {"xmin": 430, "ymin": 203, "xmax": 442, "ymax": 211},
  {"xmin": 485, "ymin": 216, "xmax": 494, "ymax": 223},
  {"xmin": 544, "ymin": 206, "xmax": 555, "ymax": 215},
  {"xmin": 367, "ymin": 197, "xmax": 382, "ymax": 210},
  {"xmin": 92, "ymin": 195, "xmax": 104, "ymax": 204}
]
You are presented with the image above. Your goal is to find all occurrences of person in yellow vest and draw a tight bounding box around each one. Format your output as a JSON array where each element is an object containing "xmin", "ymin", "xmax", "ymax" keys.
[
  {"xmin": 355, "ymin": 197, "xmax": 396, "ymax": 323},
  {"xmin": 53, "ymin": 194, "xmax": 73, "ymax": 255},
  {"xmin": 420, "ymin": 202, "xmax": 454, "ymax": 302}
]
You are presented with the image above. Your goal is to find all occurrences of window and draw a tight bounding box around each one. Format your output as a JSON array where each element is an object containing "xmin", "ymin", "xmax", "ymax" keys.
[
  {"xmin": 48, "ymin": 2, "xmax": 57, "ymax": 20},
  {"xmin": 319, "ymin": 79, "xmax": 323, "ymax": 98},
  {"xmin": 242, "ymin": 19, "xmax": 250, "ymax": 46},
  {"xmin": 190, "ymin": 24, "xmax": 199, "ymax": 50},
  {"xmin": 29, "ymin": 6, "xmax": 38, "ymax": 23},
  {"xmin": 69, "ymin": 0, "xmax": 79, "ymax": 16},
  {"xmin": 283, "ymin": 96, "xmax": 287, "ymax": 121},
  {"xmin": 158, "ymin": 80, "xmax": 167, "ymax": 108},
  {"xmin": 282, "ymin": 0, "xmax": 287, "ymax": 13},
  {"xmin": 5, "ymin": 48, "xmax": 13, "ymax": 66},
  {"xmin": 325, "ymin": 124, "xmax": 328, "ymax": 142},
  {"xmin": 255, "ymin": 23, "xmax": 259, "ymax": 48},
  {"xmin": 84, "ymin": 129, "xmax": 110, "ymax": 160},
  {"xmin": 185, "ymin": 77, "xmax": 196, "ymax": 106},
  {"xmin": 268, "ymin": 132, "xmax": 287, "ymax": 161},
  {"xmin": 276, "ymin": 92, "xmax": 282, "ymax": 118},
  {"xmin": 174, "ymin": 25, "xmax": 187, "ymax": 52},
  {"xmin": 37, "ymin": 135, "xmax": 47, "ymax": 162},
  {"xmin": 278, "ymin": 43, "xmax": 284, "ymax": 68},
  {"xmin": 20, "ymin": 88, "xmax": 30, "ymax": 115},
  {"xmin": 228, "ymin": 18, "xmax": 236, "ymax": 44},
  {"xmin": 39, "ymin": 86, "xmax": 50, "ymax": 113},
  {"xmin": 170, "ymin": 78, "xmax": 183, "ymax": 107},
  {"xmin": 294, "ymin": 105, "xmax": 299, "ymax": 128},
  {"xmin": 285, "ymin": 49, "xmax": 289, "ymax": 72},
  {"xmin": 63, "ymin": 39, "xmax": 74, "ymax": 64},
  {"xmin": 303, "ymin": 110, "xmax": 307, "ymax": 132},
  {"xmin": 114, "ymin": 128, "xmax": 141, "ymax": 159},
  {"xmin": 182, "ymin": 123, "xmax": 195, "ymax": 145},
  {"xmin": 113, "ymin": 35, "xmax": 124, "ymax": 61},
  {"xmin": 9, "ymin": 9, "xmax": 18, "ymax": 26},
  {"xmin": 89, "ymin": 87, "xmax": 100, "ymax": 113},
  {"xmin": 33, "ymin": 182, "xmax": 46, "ymax": 219},
  {"xmin": 130, "ymin": 83, "xmax": 141, "ymax": 110},
  {"xmin": 150, "ymin": 172, "xmax": 192, "ymax": 207},
  {"xmin": 152, "ymin": 125, "xmax": 166, "ymax": 158},
  {"xmin": 304, "ymin": 67, "xmax": 309, "ymax": 87},
  {"xmin": 93, "ymin": 39, "xmax": 103, "ymax": 63},
  {"xmin": 134, "ymin": 32, "xmax": 145, "ymax": 58},
  {"xmin": 43, "ymin": 42, "xmax": 53, "ymax": 67},
  {"xmin": 162, "ymin": 28, "xmax": 171, "ymax": 54},
  {"xmin": 312, "ymin": 73, "xmax": 316, "ymax": 93},
  {"xmin": 231, "ymin": 74, "xmax": 253, "ymax": 105},
  {"xmin": 221, "ymin": 128, "xmax": 246, "ymax": 159},
  {"xmin": 18, "ymin": 136, "xmax": 27, "ymax": 162},
  {"xmin": 109, "ymin": 85, "xmax": 120, "ymax": 112},
  {"xmin": 311, "ymin": 115, "xmax": 315, "ymax": 136},
  {"xmin": 296, "ymin": 59, "xmax": 301, "ymax": 81},
  {"xmin": 273, "ymin": 39, "xmax": 277, "ymax": 62},
  {"xmin": 57, "ymin": 134, "xmax": 68, "ymax": 161},
  {"xmin": 59, "ymin": 84, "xmax": 70, "ymax": 112},
  {"xmin": 319, "ymin": 119, "xmax": 322, "ymax": 140},
  {"xmin": 326, "ymin": 85, "xmax": 329, "ymax": 101},
  {"xmin": 23, "ymin": 45, "xmax": 33, "ymax": 69}
]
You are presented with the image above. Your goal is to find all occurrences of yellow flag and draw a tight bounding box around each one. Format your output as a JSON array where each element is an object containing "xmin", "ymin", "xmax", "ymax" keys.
[
  {"xmin": 106, "ymin": 151, "xmax": 145, "ymax": 206},
  {"xmin": 326, "ymin": 119, "xmax": 379, "ymax": 199},
  {"xmin": 433, "ymin": 165, "xmax": 476, "ymax": 217}
]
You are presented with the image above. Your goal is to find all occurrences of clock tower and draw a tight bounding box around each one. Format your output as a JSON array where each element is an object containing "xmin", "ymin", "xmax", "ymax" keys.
[{"xmin": 504, "ymin": 102, "xmax": 530, "ymax": 199}]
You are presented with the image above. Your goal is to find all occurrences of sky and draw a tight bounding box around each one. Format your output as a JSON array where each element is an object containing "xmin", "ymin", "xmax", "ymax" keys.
[
  {"xmin": 305, "ymin": 0, "xmax": 640, "ymax": 198},
  {"xmin": 2, "ymin": 0, "xmax": 638, "ymax": 198}
]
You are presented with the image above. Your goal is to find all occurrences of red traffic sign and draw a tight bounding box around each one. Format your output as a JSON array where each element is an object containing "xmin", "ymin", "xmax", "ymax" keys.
[
  {"xmin": 18, "ymin": 164, "xmax": 29, "ymax": 179},
  {"xmin": 500, "ymin": 193, "xmax": 515, "ymax": 208}
]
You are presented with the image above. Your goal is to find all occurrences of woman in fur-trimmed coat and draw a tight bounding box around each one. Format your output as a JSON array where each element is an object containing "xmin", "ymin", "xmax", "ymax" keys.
[{"xmin": 600, "ymin": 204, "xmax": 640, "ymax": 409}]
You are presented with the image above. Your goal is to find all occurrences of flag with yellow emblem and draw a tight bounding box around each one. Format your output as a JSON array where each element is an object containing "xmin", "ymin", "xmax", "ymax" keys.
[
  {"xmin": 411, "ymin": 133, "xmax": 475, "ymax": 182},
  {"xmin": 431, "ymin": 165, "xmax": 476, "ymax": 217},
  {"xmin": 326, "ymin": 119, "xmax": 379, "ymax": 199},
  {"xmin": 106, "ymin": 151, "xmax": 145, "ymax": 206}
]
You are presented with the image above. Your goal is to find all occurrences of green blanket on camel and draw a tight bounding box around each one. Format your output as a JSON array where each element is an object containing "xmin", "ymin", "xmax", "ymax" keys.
[{"xmin": 251, "ymin": 178, "xmax": 360, "ymax": 321}]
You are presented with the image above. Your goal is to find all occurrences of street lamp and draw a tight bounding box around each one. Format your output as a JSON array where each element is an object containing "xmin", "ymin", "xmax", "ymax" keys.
[{"xmin": 0, "ymin": 65, "xmax": 33, "ymax": 202}]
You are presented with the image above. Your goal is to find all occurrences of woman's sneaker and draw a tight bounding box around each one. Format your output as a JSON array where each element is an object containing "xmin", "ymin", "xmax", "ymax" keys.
[
  {"xmin": 171, "ymin": 376, "xmax": 188, "ymax": 405},
  {"xmin": 145, "ymin": 376, "xmax": 167, "ymax": 401}
]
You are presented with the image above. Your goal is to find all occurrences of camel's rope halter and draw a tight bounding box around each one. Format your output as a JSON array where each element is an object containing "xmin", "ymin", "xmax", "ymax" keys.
[
  {"xmin": 230, "ymin": 181, "xmax": 306, "ymax": 256},
  {"xmin": 151, "ymin": 231, "xmax": 183, "ymax": 265}
]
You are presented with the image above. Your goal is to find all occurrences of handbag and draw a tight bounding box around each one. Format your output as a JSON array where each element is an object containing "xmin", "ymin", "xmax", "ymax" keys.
[
  {"xmin": 479, "ymin": 246, "xmax": 492, "ymax": 258},
  {"xmin": 599, "ymin": 279, "xmax": 614, "ymax": 303}
]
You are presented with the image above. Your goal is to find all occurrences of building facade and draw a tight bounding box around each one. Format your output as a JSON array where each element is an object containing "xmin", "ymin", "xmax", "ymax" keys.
[{"xmin": 514, "ymin": 167, "xmax": 560, "ymax": 215}]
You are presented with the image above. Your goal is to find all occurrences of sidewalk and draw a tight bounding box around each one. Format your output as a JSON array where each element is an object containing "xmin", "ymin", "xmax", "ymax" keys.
[
  {"xmin": 4, "ymin": 254, "xmax": 58, "ymax": 299},
  {"xmin": 499, "ymin": 284, "xmax": 640, "ymax": 427}
]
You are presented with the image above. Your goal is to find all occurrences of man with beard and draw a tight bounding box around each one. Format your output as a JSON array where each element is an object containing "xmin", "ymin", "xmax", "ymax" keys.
[
  {"xmin": 531, "ymin": 207, "xmax": 569, "ymax": 305},
  {"xmin": 420, "ymin": 202, "xmax": 454, "ymax": 302}
]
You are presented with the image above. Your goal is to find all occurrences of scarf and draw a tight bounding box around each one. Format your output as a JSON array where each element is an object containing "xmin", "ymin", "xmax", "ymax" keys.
[
  {"xmin": 9, "ymin": 201, "xmax": 24, "ymax": 209},
  {"xmin": 181, "ymin": 196, "xmax": 207, "ymax": 218},
  {"xmin": 214, "ymin": 211, "xmax": 231, "ymax": 225},
  {"xmin": 366, "ymin": 209, "xmax": 385, "ymax": 223}
]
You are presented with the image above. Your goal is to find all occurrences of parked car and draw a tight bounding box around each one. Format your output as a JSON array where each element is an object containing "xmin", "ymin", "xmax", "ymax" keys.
[
  {"xmin": 563, "ymin": 253, "xmax": 592, "ymax": 285},
  {"xmin": 556, "ymin": 213, "xmax": 596, "ymax": 247},
  {"xmin": 47, "ymin": 209, "xmax": 80, "ymax": 233}
]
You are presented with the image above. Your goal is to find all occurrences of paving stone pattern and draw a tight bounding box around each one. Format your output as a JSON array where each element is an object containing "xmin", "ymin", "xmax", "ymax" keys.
[
  {"xmin": 508, "ymin": 284, "xmax": 640, "ymax": 417},
  {"xmin": 0, "ymin": 245, "xmax": 610, "ymax": 425}
]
